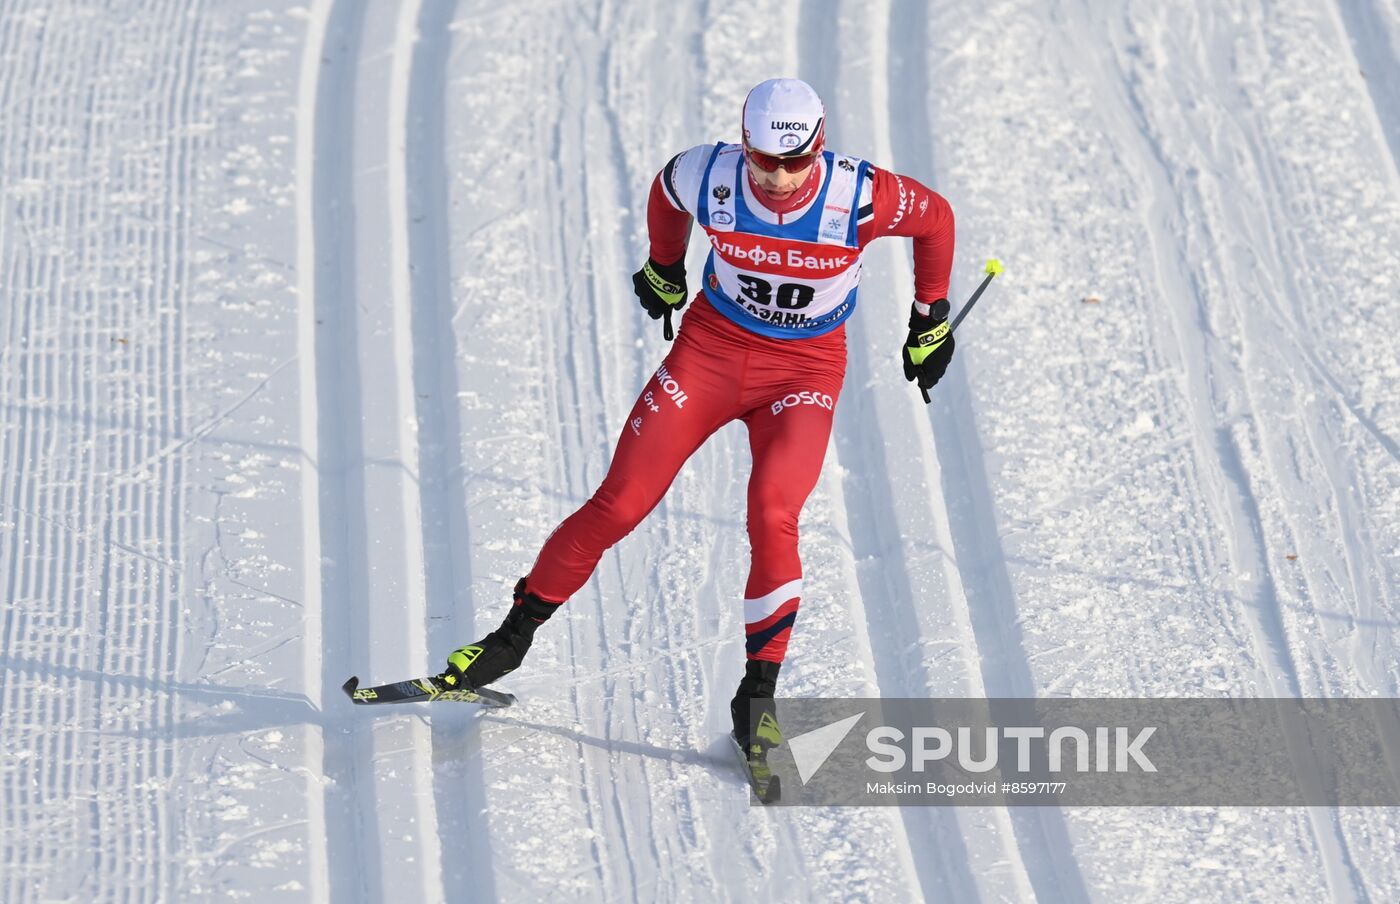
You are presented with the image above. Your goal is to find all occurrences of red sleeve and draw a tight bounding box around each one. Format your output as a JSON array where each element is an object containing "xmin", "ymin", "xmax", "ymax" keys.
[
  {"xmin": 857, "ymin": 167, "xmax": 955, "ymax": 303},
  {"xmin": 647, "ymin": 171, "xmax": 692, "ymax": 267}
]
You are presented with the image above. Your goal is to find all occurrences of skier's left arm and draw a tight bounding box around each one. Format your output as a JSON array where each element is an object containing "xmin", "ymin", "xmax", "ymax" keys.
[{"xmin": 857, "ymin": 168, "xmax": 957, "ymax": 391}]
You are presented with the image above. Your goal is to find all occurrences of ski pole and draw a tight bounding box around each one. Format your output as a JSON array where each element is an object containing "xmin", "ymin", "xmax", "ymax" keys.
[{"xmin": 920, "ymin": 258, "xmax": 1003, "ymax": 404}]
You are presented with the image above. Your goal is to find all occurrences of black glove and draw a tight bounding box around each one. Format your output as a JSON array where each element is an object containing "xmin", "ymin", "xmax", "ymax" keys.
[
  {"xmin": 902, "ymin": 299, "xmax": 954, "ymax": 398},
  {"xmin": 632, "ymin": 256, "xmax": 687, "ymax": 340}
]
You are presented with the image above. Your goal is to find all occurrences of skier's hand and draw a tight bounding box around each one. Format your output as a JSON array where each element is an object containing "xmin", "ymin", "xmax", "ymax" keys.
[
  {"xmin": 902, "ymin": 299, "xmax": 954, "ymax": 398},
  {"xmin": 632, "ymin": 256, "xmax": 687, "ymax": 340}
]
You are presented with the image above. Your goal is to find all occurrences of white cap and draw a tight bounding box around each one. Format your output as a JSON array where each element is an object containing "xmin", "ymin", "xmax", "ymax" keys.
[{"xmin": 742, "ymin": 78, "xmax": 825, "ymax": 156}]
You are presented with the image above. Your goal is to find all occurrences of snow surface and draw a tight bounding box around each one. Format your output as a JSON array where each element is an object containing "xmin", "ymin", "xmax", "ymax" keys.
[{"xmin": 1, "ymin": 0, "xmax": 1398, "ymax": 901}]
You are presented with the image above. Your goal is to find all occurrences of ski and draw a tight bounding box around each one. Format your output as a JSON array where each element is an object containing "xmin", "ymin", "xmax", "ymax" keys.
[
  {"xmin": 731, "ymin": 732, "xmax": 782, "ymax": 804},
  {"xmin": 342, "ymin": 674, "xmax": 516, "ymax": 708}
]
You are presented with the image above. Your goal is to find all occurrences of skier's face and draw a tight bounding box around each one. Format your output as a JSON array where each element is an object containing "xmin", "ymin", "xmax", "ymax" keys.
[{"xmin": 746, "ymin": 154, "xmax": 815, "ymax": 200}]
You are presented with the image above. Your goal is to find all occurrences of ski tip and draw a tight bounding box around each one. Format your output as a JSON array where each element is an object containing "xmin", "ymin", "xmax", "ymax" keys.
[
  {"xmin": 341, "ymin": 676, "xmax": 359, "ymax": 699},
  {"xmin": 761, "ymin": 776, "xmax": 782, "ymax": 805},
  {"xmin": 984, "ymin": 258, "xmax": 1004, "ymax": 276}
]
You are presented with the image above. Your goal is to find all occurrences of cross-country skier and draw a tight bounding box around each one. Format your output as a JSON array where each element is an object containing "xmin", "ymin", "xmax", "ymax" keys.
[{"xmin": 442, "ymin": 77, "xmax": 955, "ymax": 765}]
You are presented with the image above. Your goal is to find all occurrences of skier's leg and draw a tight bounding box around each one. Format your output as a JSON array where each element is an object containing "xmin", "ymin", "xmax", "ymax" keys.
[
  {"xmin": 738, "ymin": 393, "xmax": 839, "ymax": 664},
  {"xmin": 524, "ymin": 345, "xmax": 733, "ymax": 603},
  {"xmin": 730, "ymin": 381, "xmax": 840, "ymax": 745},
  {"xmin": 446, "ymin": 332, "xmax": 740, "ymax": 689}
]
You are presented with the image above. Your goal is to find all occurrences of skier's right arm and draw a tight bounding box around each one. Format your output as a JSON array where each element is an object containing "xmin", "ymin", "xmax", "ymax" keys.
[{"xmin": 632, "ymin": 147, "xmax": 708, "ymax": 340}]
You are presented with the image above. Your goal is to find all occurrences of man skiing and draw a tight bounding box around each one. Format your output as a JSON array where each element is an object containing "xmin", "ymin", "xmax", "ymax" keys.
[{"xmin": 442, "ymin": 78, "xmax": 955, "ymax": 773}]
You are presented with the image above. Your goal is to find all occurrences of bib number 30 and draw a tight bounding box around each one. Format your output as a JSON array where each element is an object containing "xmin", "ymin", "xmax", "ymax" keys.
[{"xmin": 736, "ymin": 274, "xmax": 815, "ymax": 310}]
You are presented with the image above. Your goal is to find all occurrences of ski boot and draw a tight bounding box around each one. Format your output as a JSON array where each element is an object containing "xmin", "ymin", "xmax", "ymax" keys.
[
  {"xmin": 442, "ymin": 578, "xmax": 560, "ymax": 690},
  {"xmin": 730, "ymin": 660, "xmax": 783, "ymax": 804}
]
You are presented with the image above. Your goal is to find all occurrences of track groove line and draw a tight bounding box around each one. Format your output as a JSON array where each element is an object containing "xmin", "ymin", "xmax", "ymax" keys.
[
  {"xmin": 294, "ymin": 1, "xmax": 377, "ymax": 901},
  {"xmin": 394, "ymin": 0, "xmax": 500, "ymax": 899}
]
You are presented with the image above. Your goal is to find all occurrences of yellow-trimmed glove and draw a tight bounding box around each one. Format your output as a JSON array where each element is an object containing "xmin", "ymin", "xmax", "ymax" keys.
[
  {"xmin": 902, "ymin": 299, "xmax": 954, "ymax": 391},
  {"xmin": 632, "ymin": 256, "xmax": 687, "ymax": 340}
]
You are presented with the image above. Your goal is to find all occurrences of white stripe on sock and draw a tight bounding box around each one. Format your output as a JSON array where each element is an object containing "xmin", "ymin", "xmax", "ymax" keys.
[{"xmin": 744, "ymin": 578, "xmax": 803, "ymax": 625}]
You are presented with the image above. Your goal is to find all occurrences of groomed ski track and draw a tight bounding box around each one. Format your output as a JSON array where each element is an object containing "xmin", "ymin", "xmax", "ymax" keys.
[{"xmin": 0, "ymin": 0, "xmax": 1397, "ymax": 902}]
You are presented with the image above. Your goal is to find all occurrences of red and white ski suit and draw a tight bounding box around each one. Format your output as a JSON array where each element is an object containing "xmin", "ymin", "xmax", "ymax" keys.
[{"xmin": 526, "ymin": 143, "xmax": 954, "ymax": 663}]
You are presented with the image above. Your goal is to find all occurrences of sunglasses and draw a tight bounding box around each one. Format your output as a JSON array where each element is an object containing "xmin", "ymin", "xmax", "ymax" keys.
[{"xmin": 746, "ymin": 147, "xmax": 820, "ymax": 173}]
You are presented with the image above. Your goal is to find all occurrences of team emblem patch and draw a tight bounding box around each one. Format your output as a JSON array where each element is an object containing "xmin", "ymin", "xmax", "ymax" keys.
[
  {"xmin": 712, "ymin": 184, "xmax": 731, "ymax": 205},
  {"xmin": 712, "ymin": 210, "xmax": 733, "ymax": 225},
  {"xmin": 821, "ymin": 216, "xmax": 846, "ymax": 243}
]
